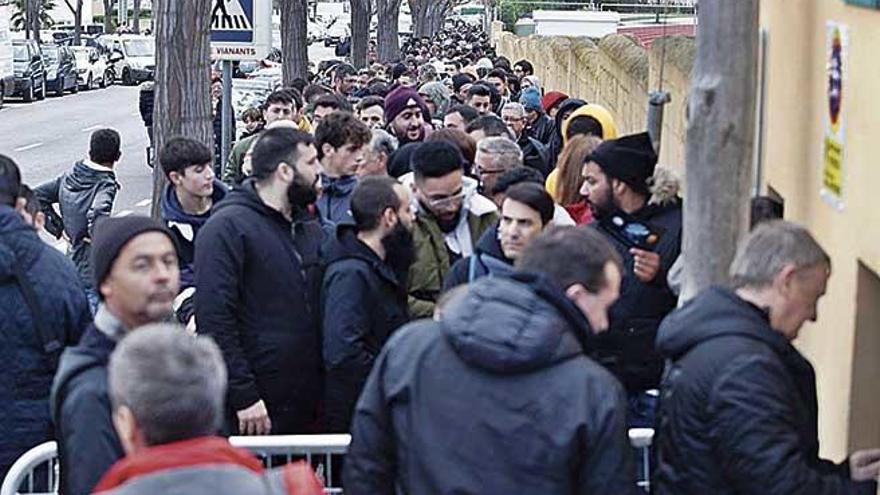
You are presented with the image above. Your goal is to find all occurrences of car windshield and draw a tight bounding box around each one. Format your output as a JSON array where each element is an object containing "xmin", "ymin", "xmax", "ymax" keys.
[
  {"xmin": 123, "ymin": 39, "xmax": 154, "ymax": 57},
  {"xmin": 73, "ymin": 50, "xmax": 90, "ymax": 64},
  {"xmin": 13, "ymin": 45, "xmax": 28, "ymax": 62},
  {"xmin": 43, "ymin": 47, "xmax": 59, "ymax": 63}
]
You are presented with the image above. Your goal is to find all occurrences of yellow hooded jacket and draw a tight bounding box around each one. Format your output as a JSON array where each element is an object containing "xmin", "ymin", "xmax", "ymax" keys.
[{"xmin": 546, "ymin": 104, "xmax": 619, "ymax": 202}]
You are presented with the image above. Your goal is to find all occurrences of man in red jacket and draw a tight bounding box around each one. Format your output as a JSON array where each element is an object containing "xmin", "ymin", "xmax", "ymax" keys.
[{"xmin": 93, "ymin": 324, "xmax": 323, "ymax": 495}]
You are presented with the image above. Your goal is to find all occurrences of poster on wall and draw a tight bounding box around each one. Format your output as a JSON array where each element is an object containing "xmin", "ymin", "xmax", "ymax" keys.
[{"xmin": 821, "ymin": 21, "xmax": 848, "ymax": 211}]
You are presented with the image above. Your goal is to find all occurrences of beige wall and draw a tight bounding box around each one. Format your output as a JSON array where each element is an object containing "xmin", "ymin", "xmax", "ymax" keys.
[
  {"xmin": 761, "ymin": 0, "xmax": 880, "ymax": 460},
  {"xmin": 495, "ymin": 31, "xmax": 694, "ymax": 171}
]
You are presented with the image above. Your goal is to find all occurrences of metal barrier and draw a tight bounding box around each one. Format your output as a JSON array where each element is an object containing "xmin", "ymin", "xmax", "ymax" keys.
[{"xmin": 2, "ymin": 430, "xmax": 655, "ymax": 495}]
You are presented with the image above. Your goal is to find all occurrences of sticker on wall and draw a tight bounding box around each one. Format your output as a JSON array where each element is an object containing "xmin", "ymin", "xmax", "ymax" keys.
[{"xmin": 821, "ymin": 21, "xmax": 848, "ymax": 211}]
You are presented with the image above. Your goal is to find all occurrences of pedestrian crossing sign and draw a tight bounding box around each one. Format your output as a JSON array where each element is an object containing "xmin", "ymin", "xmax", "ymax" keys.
[{"xmin": 211, "ymin": 0, "xmax": 271, "ymax": 61}]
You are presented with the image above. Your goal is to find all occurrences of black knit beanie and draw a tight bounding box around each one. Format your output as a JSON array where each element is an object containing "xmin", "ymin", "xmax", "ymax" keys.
[{"xmin": 91, "ymin": 216, "xmax": 177, "ymax": 295}]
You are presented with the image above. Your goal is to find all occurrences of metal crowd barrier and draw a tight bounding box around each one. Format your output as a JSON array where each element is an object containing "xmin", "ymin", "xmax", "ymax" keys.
[{"xmin": 2, "ymin": 430, "xmax": 655, "ymax": 495}]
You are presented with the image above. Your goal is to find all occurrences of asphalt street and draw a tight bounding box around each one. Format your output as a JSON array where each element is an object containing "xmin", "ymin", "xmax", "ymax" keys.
[{"xmin": 0, "ymin": 43, "xmax": 339, "ymax": 216}]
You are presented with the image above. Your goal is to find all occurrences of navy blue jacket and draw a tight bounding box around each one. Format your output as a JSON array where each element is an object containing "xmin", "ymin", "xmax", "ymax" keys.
[
  {"xmin": 654, "ymin": 287, "xmax": 877, "ymax": 495},
  {"xmin": 443, "ymin": 222, "xmax": 513, "ymax": 291},
  {"xmin": 34, "ymin": 161, "xmax": 119, "ymax": 288},
  {"xmin": 316, "ymin": 175, "xmax": 357, "ymax": 232},
  {"xmin": 0, "ymin": 207, "xmax": 90, "ymax": 479},
  {"xmin": 195, "ymin": 180, "xmax": 323, "ymax": 433},
  {"xmin": 320, "ymin": 225, "xmax": 409, "ymax": 432},
  {"xmin": 50, "ymin": 323, "xmax": 121, "ymax": 495},
  {"xmin": 344, "ymin": 273, "xmax": 636, "ymax": 494}
]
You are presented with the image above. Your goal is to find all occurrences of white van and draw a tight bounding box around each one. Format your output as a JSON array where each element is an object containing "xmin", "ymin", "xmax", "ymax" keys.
[{"xmin": 99, "ymin": 34, "xmax": 155, "ymax": 85}]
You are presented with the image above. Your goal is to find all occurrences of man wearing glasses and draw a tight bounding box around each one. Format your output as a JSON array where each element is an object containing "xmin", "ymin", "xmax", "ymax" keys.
[
  {"xmin": 406, "ymin": 141, "xmax": 498, "ymax": 318},
  {"xmin": 501, "ymin": 102, "xmax": 551, "ymax": 176}
]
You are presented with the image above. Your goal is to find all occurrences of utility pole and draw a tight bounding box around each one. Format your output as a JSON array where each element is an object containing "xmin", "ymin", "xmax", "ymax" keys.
[{"xmin": 680, "ymin": 0, "xmax": 760, "ymax": 302}]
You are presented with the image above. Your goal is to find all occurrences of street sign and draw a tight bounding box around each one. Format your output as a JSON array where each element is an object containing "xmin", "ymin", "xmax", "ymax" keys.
[{"xmin": 210, "ymin": 0, "xmax": 271, "ymax": 61}]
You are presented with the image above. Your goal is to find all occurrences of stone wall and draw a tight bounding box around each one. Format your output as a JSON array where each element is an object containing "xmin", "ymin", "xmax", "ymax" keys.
[{"xmin": 496, "ymin": 29, "xmax": 695, "ymax": 171}]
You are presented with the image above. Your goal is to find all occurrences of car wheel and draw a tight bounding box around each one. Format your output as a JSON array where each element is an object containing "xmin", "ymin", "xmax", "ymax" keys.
[
  {"xmin": 122, "ymin": 68, "xmax": 132, "ymax": 86},
  {"xmin": 0, "ymin": 83, "xmax": 5, "ymax": 109},
  {"xmin": 104, "ymin": 70, "xmax": 113, "ymax": 87},
  {"xmin": 36, "ymin": 78, "xmax": 46, "ymax": 100},
  {"xmin": 56, "ymin": 80, "xmax": 65, "ymax": 97},
  {"xmin": 87, "ymin": 74, "xmax": 94, "ymax": 90},
  {"xmin": 23, "ymin": 81, "xmax": 34, "ymax": 103},
  {"xmin": 72, "ymin": 76, "xmax": 79, "ymax": 93}
]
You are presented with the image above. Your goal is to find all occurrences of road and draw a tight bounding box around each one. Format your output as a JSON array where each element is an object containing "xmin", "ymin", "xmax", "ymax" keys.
[{"xmin": 0, "ymin": 43, "xmax": 340, "ymax": 216}]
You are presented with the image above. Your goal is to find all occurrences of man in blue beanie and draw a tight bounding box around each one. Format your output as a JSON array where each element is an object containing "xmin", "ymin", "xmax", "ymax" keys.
[{"xmin": 520, "ymin": 87, "xmax": 556, "ymax": 146}]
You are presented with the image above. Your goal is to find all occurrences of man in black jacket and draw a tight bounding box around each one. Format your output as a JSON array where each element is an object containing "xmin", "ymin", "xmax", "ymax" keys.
[
  {"xmin": 51, "ymin": 216, "xmax": 179, "ymax": 495},
  {"xmin": 501, "ymin": 102, "xmax": 550, "ymax": 176},
  {"xmin": 344, "ymin": 227, "xmax": 638, "ymax": 494},
  {"xmin": 654, "ymin": 221, "xmax": 880, "ymax": 495},
  {"xmin": 580, "ymin": 132, "xmax": 681, "ymax": 427},
  {"xmin": 321, "ymin": 176, "xmax": 414, "ymax": 432},
  {"xmin": 195, "ymin": 128, "xmax": 324, "ymax": 436},
  {"xmin": 35, "ymin": 129, "xmax": 122, "ymax": 310}
]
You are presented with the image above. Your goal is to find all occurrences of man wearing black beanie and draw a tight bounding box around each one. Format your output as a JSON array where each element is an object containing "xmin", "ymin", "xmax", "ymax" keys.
[
  {"xmin": 51, "ymin": 215, "xmax": 179, "ymax": 495},
  {"xmin": 580, "ymin": 132, "xmax": 683, "ymax": 430}
]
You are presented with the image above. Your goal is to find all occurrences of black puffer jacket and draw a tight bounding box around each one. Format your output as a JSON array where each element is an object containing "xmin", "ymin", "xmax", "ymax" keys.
[
  {"xmin": 518, "ymin": 133, "xmax": 551, "ymax": 177},
  {"xmin": 526, "ymin": 112, "xmax": 556, "ymax": 146},
  {"xmin": 344, "ymin": 273, "xmax": 636, "ymax": 495},
  {"xmin": 443, "ymin": 222, "xmax": 513, "ymax": 291},
  {"xmin": 34, "ymin": 161, "xmax": 119, "ymax": 288},
  {"xmin": 0, "ymin": 207, "xmax": 90, "ymax": 480},
  {"xmin": 654, "ymin": 287, "xmax": 877, "ymax": 495},
  {"xmin": 591, "ymin": 199, "xmax": 682, "ymax": 393},
  {"xmin": 194, "ymin": 180, "xmax": 322, "ymax": 434},
  {"xmin": 320, "ymin": 225, "xmax": 409, "ymax": 432}
]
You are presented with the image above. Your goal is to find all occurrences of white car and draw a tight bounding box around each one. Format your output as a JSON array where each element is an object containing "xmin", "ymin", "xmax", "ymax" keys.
[{"xmin": 71, "ymin": 46, "xmax": 107, "ymax": 90}]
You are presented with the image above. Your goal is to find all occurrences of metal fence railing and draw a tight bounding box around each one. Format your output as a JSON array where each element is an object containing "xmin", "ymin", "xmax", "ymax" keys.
[{"xmin": 2, "ymin": 429, "xmax": 655, "ymax": 495}]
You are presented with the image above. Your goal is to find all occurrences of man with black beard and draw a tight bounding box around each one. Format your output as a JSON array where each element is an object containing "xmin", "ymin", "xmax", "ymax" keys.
[
  {"xmin": 580, "ymin": 132, "xmax": 682, "ymax": 428},
  {"xmin": 320, "ymin": 176, "xmax": 415, "ymax": 432},
  {"xmin": 384, "ymin": 86, "xmax": 429, "ymax": 146},
  {"xmin": 195, "ymin": 128, "xmax": 324, "ymax": 437}
]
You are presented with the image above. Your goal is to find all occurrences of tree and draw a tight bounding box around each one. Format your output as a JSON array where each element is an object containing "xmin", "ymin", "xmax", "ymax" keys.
[
  {"xmin": 410, "ymin": 0, "xmax": 460, "ymax": 39},
  {"xmin": 61, "ymin": 0, "xmax": 85, "ymax": 45},
  {"xmin": 375, "ymin": 0, "xmax": 401, "ymax": 63},
  {"xmin": 150, "ymin": 0, "xmax": 213, "ymax": 217},
  {"xmin": 349, "ymin": 0, "xmax": 371, "ymax": 68},
  {"xmin": 680, "ymin": 0, "xmax": 759, "ymax": 301},
  {"xmin": 12, "ymin": 0, "xmax": 56, "ymax": 38},
  {"xmin": 279, "ymin": 0, "xmax": 309, "ymax": 84},
  {"xmin": 102, "ymin": 0, "xmax": 115, "ymax": 34},
  {"xmin": 132, "ymin": 0, "xmax": 141, "ymax": 33}
]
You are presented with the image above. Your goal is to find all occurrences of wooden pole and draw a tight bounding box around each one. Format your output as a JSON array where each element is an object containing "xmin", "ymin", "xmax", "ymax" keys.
[{"xmin": 680, "ymin": 0, "xmax": 760, "ymax": 302}]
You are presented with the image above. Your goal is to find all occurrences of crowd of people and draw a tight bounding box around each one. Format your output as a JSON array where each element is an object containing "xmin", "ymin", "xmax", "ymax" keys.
[{"xmin": 1, "ymin": 18, "xmax": 879, "ymax": 495}]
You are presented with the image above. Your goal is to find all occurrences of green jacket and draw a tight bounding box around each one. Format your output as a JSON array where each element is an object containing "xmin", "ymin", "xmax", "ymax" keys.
[
  {"xmin": 408, "ymin": 198, "xmax": 498, "ymax": 318},
  {"xmin": 222, "ymin": 133, "xmax": 260, "ymax": 185}
]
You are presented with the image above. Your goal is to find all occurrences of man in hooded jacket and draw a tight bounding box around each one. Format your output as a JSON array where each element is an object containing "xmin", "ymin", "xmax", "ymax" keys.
[{"xmin": 344, "ymin": 227, "xmax": 637, "ymax": 495}]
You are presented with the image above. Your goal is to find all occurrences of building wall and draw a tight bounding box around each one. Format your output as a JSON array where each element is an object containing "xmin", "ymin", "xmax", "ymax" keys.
[
  {"xmin": 495, "ymin": 30, "xmax": 694, "ymax": 171},
  {"xmin": 760, "ymin": 0, "xmax": 880, "ymax": 461}
]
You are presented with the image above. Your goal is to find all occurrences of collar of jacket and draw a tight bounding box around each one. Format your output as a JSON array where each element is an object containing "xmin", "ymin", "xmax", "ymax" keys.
[
  {"xmin": 93, "ymin": 436, "xmax": 264, "ymax": 492},
  {"xmin": 161, "ymin": 180, "xmax": 229, "ymax": 224},
  {"xmin": 83, "ymin": 158, "xmax": 115, "ymax": 173},
  {"xmin": 320, "ymin": 174, "xmax": 357, "ymax": 196},
  {"xmin": 326, "ymin": 224, "xmax": 400, "ymax": 287},
  {"xmin": 94, "ymin": 304, "xmax": 129, "ymax": 342}
]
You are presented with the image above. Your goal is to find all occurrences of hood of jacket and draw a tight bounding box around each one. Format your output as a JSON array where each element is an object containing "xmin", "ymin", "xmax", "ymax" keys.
[
  {"xmin": 441, "ymin": 272, "xmax": 595, "ymax": 373},
  {"xmin": 656, "ymin": 286, "xmax": 787, "ymax": 360},
  {"xmin": 554, "ymin": 98, "xmax": 587, "ymax": 138},
  {"xmin": 212, "ymin": 179, "xmax": 291, "ymax": 227},
  {"xmin": 161, "ymin": 179, "xmax": 229, "ymax": 224},
  {"xmin": 0, "ymin": 206, "xmax": 39, "ymax": 281},
  {"xmin": 562, "ymin": 103, "xmax": 619, "ymax": 146},
  {"xmin": 473, "ymin": 222, "xmax": 509, "ymax": 262},
  {"xmin": 322, "ymin": 224, "xmax": 399, "ymax": 287},
  {"xmin": 63, "ymin": 160, "xmax": 117, "ymax": 193},
  {"xmin": 321, "ymin": 174, "xmax": 358, "ymax": 198}
]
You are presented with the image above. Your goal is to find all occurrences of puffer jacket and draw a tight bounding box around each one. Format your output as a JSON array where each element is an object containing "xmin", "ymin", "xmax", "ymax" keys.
[
  {"xmin": 0, "ymin": 207, "xmax": 90, "ymax": 479},
  {"xmin": 654, "ymin": 287, "xmax": 877, "ymax": 495},
  {"xmin": 34, "ymin": 161, "xmax": 119, "ymax": 288},
  {"xmin": 344, "ymin": 272, "xmax": 637, "ymax": 494}
]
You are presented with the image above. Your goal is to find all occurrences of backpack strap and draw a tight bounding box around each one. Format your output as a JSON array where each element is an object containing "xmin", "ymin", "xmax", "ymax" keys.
[{"xmin": 12, "ymin": 257, "xmax": 63, "ymax": 370}]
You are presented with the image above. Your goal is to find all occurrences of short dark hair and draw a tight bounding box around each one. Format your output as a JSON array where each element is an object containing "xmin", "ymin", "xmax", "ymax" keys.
[
  {"xmin": 251, "ymin": 128, "xmax": 315, "ymax": 181},
  {"xmin": 312, "ymin": 93, "xmax": 352, "ymax": 113},
  {"xmin": 503, "ymin": 182, "xmax": 554, "ymax": 226},
  {"xmin": 89, "ymin": 129, "xmax": 122, "ymax": 164},
  {"xmin": 334, "ymin": 63, "xmax": 357, "ymax": 81},
  {"xmin": 17, "ymin": 184, "xmax": 39, "ymax": 218},
  {"xmin": 0, "ymin": 154, "xmax": 21, "ymax": 207},
  {"xmin": 491, "ymin": 166, "xmax": 545, "ymax": 196},
  {"xmin": 466, "ymin": 115, "xmax": 513, "ymax": 140},
  {"xmin": 241, "ymin": 107, "xmax": 263, "ymax": 123},
  {"xmin": 493, "ymin": 56, "xmax": 512, "ymax": 71},
  {"xmin": 486, "ymin": 69, "xmax": 508, "ymax": 82},
  {"xmin": 279, "ymin": 87, "xmax": 304, "ymax": 111},
  {"xmin": 466, "ymin": 84, "xmax": 491, "ymax": 100},
  {"xmin": 159, "ymin": 137, "xmax": 213, "ymax": 179},
  {"xmin": 350, "ymin": 176, "xmax": 402, "ymax": 232},
  {"xmin": 425, "ymin": 128, "xmax": 477, "ymax": 167},
  {"xmin": 289, "ymin": 77, "xmax": 309, "ymax": 94},
  {"xmin": 517, "ymin": 227, "xmax": 622, "ymax": 293},
  {"xmin": 446, "ymin": 104, "xmax": 479, "ymax": 124},
  {"xmin": 411, "ymin": 141, "xmax": 464, "ymax": 181},
  {"xmin": 566, "ymin": 115, "xmax": 603, "ymax": 140},
  {"xmin": 303, "ymin": 84, "xmax": 332, "ymax": 104},
  {"xmin": 514, "ymin": 59, "xmax": 534, "ymax": 75},
  {"xmin": 263, "ymin": 89, "xmax": 295, "ymax": 110},
  {"xmin": 314, "ymin": 112, "xmax": 372, "ymax": 160},
  {"xmin": 357, "ymin": 95, "xmax": 384, "ymax": 113}
]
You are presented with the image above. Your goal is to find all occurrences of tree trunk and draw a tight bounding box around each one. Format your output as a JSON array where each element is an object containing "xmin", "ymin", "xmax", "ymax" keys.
[
  {"xmin": 280, "ymin": 0, "xmax": 309, "ymax": 84},
  {"xmin": 680, "ymin": 0, "xmax": 759, "ymax": 301},
  {"xmin": 375, "ymin": 0, "xmax": 401, "ymax": 63},
  {"xmin": 409, "ymin": 0, "xmax": 427, "ymax": 38},
  {"xmin": 73, "ymin": 0, "xmax": 83, "ymax": 45},
  {"xmin": 132, "ymin": 0, "xmax": 140, "ymax": 33},
  {"xmin": 349, "ymin": 0, "xmax": 370, "ymax": 68},
  {"xmin": 150, "ymin": 0, "xmax": 213, "ymax": 218},
  {"xmin": 103, "ymin": 0, "xmax": 114, "ymax": 33}
]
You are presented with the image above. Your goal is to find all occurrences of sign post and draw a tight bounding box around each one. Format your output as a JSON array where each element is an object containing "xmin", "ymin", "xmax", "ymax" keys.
[{"xmin": 211, "ymin": 0, "xmax": 271, "ymax": 170}]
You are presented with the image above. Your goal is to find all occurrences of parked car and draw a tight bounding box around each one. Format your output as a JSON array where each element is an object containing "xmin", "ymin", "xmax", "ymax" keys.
[
  {"xmin": 0, "ymin": 4, "xmax": 13, "ymax": 108},
  {"xmin": 100, "ymin": 34, "xmax": 155, "ymax": 85},
  {"xmin": 11, "ymin": 38, "xmax": 46, "ymax": 102},
  {"xmin": 72, "ymin": 46, "xmax": 107, "ymax": 90},
  {"xmin": 42, "ymin": 43, "xmax": 78, "ymax": 96}
]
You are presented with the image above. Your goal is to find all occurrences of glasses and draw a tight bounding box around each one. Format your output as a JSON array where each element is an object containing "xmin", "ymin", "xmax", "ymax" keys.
[
  {"xmin": 424, "ymin": 191, "xmax": 466, "ymax": 208},
  {"xmin": 474, "ymin": 165, "xmax": 506, "ymax": 176},
  {"xmin": 502, "ymin": 116, "xmax": 523, "ymax": 124}
]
